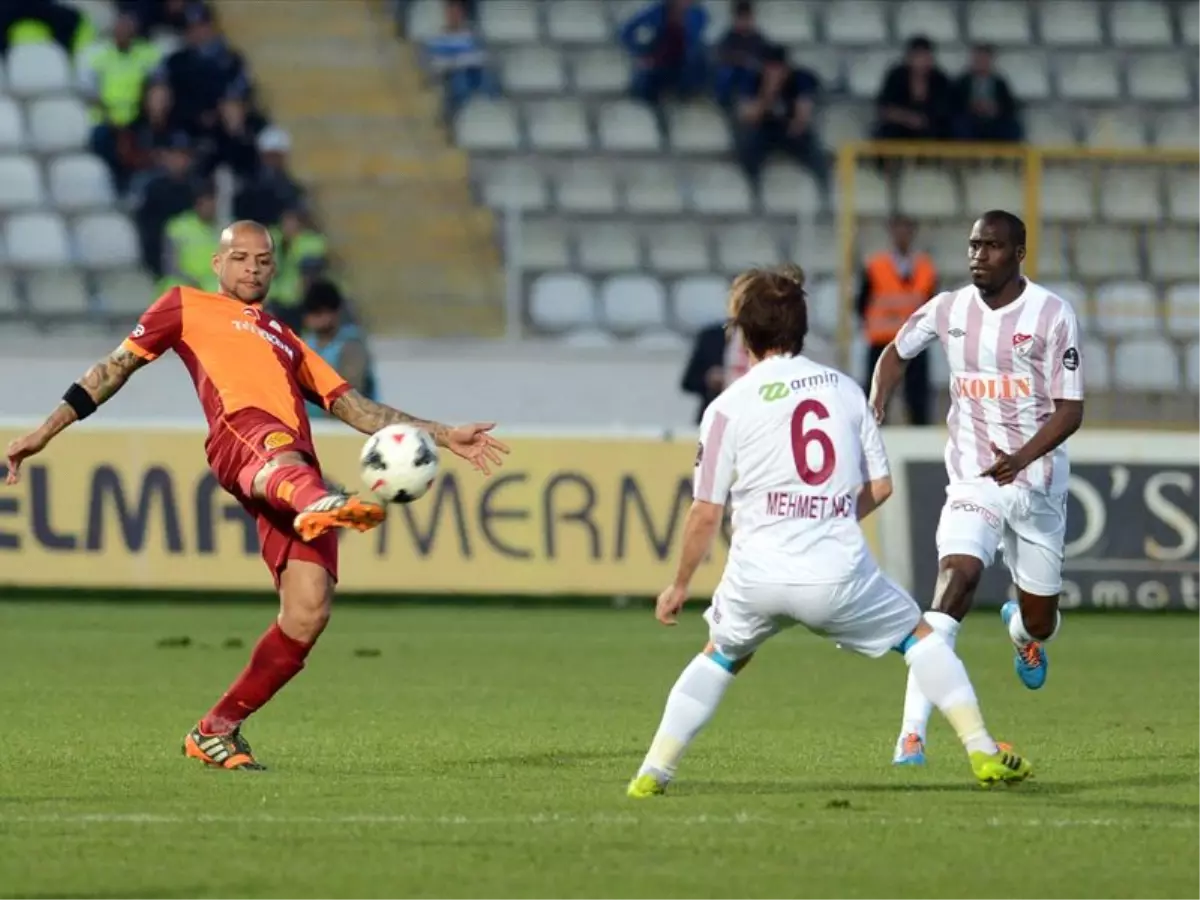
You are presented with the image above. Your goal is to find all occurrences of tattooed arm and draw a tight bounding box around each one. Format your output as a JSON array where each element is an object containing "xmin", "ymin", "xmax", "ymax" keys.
[
  {"xmin": 5, "ymin": 345, "xmax": 148, "ymax": 484},
  {"xmin": 329, "ymin": 389, "xmax": 451, "ymax": 447}
]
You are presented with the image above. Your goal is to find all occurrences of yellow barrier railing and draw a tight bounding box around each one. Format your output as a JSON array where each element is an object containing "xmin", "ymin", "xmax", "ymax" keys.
[{"xmin": 834, "ymin": 142, "xmax": 1200, "ymax": 425}]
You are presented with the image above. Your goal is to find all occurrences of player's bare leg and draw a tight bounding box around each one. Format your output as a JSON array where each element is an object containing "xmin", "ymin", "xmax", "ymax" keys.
[
  {"xmin": 894, "ymin": 554, "xmax": 983, "ymax": 765},
  {"xmin": 628, "ymin": 642, "xmax": 753, "ymax": 797},
  {"xmin": 250, "ymin": 450, "xmax": 384, "ymax": 542},
  {"xmin": 1000, "ymin": 588, "xmax": 1061, "ymax": 690},
  {"xmin": 184, "ymin": 560, "xmax": 333, "ymax": 770}
]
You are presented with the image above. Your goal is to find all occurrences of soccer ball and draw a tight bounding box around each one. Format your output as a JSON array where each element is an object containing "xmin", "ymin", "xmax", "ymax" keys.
[{"xmin": 359, "ymin": 424, "xmax": 440, "ymax": 504}]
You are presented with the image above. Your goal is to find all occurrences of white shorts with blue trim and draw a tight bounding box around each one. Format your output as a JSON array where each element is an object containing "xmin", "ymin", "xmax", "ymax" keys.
[{"xmin": 704, "ymin": 563, "xmax": 922, "ymax": 662}]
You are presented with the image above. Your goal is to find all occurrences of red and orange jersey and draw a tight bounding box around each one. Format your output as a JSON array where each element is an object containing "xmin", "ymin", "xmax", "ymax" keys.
[{"xmin": 122, "ymin": 286, "xmax": 350, "ymax": 434}]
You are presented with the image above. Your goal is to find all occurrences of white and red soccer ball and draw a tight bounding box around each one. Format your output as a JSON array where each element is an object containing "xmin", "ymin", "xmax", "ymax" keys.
[{"xmin": 359, "ymin": 424, "xmax": 440, "ymax": 504}]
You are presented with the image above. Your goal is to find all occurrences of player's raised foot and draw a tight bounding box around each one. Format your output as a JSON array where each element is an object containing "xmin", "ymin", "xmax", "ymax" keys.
[
  {"xmin": 969, "ymin": 748, "xmax": 1033, "ymax": 788},
  {"xmin": 627, "ymin": 773, "xmax": 668, "ymax": 799},
  {"xmin": 1001, "ymin": 600, "xmax": 1048, "ymax": 690},
  {"xmin": 182, "ymin": 725, "xmax": 267, "ymax": 771},
  {"xmin": 293, "ymin": 492, "xmax": 385, "ymax": 542},
  {"xmin": 892, "ymin": 732, "xmax": 926, "ymax": 766}
]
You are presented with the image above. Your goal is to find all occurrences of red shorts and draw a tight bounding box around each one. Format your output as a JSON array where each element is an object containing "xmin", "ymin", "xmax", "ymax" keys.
[{"xmin": 206, "ymin": 409, "xmax": 338, "ymax": 588}]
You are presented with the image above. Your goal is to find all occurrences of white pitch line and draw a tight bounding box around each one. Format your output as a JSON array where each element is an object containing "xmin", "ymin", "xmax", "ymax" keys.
[{"xmin": 0, "ymin": 813, "xmax": 1194, "ymax": 829}]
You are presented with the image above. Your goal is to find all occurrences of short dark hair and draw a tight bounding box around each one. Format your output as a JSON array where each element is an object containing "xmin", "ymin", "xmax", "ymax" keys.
[
  {"xmin": 727, "ymin": 264, "xmax": 808, "ymax": 359},
  {"xmin": 907, "ymin": 35, "xmax": 935, "ymax": 53},
  {"xmin": 303, "ymin": 279, "xmax": 343, "ymax": 313},
  {"xmin": 979, "ymin": 209, "xmax": 1026, "ymax": 249},
  {"xmin": 733, "ymin": 1, "xmax": 754, "ymax": 16}
]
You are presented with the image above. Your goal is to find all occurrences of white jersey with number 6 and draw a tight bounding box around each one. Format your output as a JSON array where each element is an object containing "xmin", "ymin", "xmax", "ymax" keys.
[{"xmin": 694, "ymin": 354, "xmax": 890, "ymax": 586}]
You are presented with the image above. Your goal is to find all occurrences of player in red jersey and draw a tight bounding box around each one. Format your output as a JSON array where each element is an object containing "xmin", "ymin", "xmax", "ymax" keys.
[{"xmin": 4, "ymin": 221, "xmax": 510, "ymax": 770}]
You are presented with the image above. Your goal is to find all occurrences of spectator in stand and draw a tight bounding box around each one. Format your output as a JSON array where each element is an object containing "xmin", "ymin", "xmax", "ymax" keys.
[
  {"xmin": 620, "ymin": 0, "xmax": 709, "ymax": 113},
  {"xmin": 713, "ymin": 1, "xmax": 769, "ymax": 112},
  {"xmin": 681, "ymin": 319, "xmax": 750, "ymax": 423},
  {"xmin": 233, "ymin": 125, "xmax": 306, "ymax": 226},
  {"xmin": 268, "ymin": 208, "xmax": 330, "ymax": 331},
  {"xmin": 952, "ymin": 43, "xmax": 1022, "ymax": 143},
  {"xmin": 120, "ymin": 82, "xmax": 185, "ymax": 195},
  {"xmin": 0, "ymin": 0, "xmax": 93, "ymax": 57},
  {"xmin": 873, "ymin": 35, "xmax": 952, "ymax": 143},
  {"xmin": 195, "ymin": 96, "xmax": 263, "ymax": 182},
  {"xmin": 856, "ymin": 215, "xmax": 938, "ymax": 426},
  {"xmin": 134, "ymin": 131, "xmax": 198, "ymax": 277},
  {"xmin": 423, "ymin": 0, "xmax": 498, "ymax": 119},
  {"xmin": 301, "ymin": 279, "xmax": 378, "ymax": 419},
  {"xmin": 732, "ymin": 44, "xmax": 829, "ymax": 196},
  {"xmin": 80, "ymin": 10, "xmax": 162, "ymax": 192},
  {"xmin": 160, "ymin": 181, "xmax": 221, "ymax": 293},
  {"xmin": 156, "ymin": 3, "xmax": 250, "ymax": 135},
  {"xmin": 117, "ymin": 0, "xmax": 191, "ymax": 37}
]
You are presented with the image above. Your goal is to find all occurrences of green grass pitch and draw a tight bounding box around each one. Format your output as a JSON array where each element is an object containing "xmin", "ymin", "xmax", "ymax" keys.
[{"xmin": 0, "ymin": 599, "xmax": 1196, "ymax": 898}]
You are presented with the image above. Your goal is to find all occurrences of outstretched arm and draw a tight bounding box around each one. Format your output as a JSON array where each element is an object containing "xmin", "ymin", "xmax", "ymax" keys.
[
  {"xmin": 328, "ymin": 389, "xmax": 510, "ymax": 476},
  {"xmin": 5, "ymin": 344, "xmax": 148, "ymax": 484}
]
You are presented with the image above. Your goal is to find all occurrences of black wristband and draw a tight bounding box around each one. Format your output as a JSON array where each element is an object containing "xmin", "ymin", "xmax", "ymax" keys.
[{"xmin": 63, "ymin": 383, "xmax": 98, "ymax": 420}]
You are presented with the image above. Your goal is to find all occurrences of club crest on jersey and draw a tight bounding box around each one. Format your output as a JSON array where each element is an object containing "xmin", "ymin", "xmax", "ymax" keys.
[
  {"xmin": 1062, "ymin": 346, "xmax": 1080, "ymax": 371},
  {"xmin": 264, "ymin": 431, "xmax": 294, "ymax": 451},
  {"xmin": 242, "ymin": 307, "xmax": 259, "ymax": 319},
  {"xmin": 1012, "ymin": 332, "xmax": 1035, "ymax": 357}
]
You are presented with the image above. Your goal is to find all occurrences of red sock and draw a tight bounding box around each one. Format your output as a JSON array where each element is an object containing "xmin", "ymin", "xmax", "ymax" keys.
[
  {"xmin": 200, "ymin": 623, "xmax": 313, "ymax": 734},
  {"xmin": 262, "ymin": 464, "xmax": 328, "ymax": 515}
]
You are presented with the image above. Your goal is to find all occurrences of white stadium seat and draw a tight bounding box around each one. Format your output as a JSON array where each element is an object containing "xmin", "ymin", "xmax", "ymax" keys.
[
  {"xmin": 894, "ymin": 1, "xmax": 961, "ymax": 42},
  {"xmin": 24, "ymin": 270, "xmax": 89, "ymax": 314},
  {"xmin": 529, "ymin": 272, "xmax": 596, "ymax": 332},
  {"xmin": 1165, "ymin": 169, "xmax": 1200, "ymax": 224},
  {"xmin": 630, "ymin": 329, "xmax": 687, "ymax": 351},
  {"xmin": 571, "ymin": 48, "xmax": 627, "ymax": 94},
  {"xmin": 995, "ymin": 51, "xmax": 1052, "ymax": 101},
  {"xmin": 622, "ymin": 162, "xmax": 684, "ymax": 214},
  {"xmin": 667, "ymin": 104, "xmax": 729, "ymax": 154},
  {"xmin": 1113, "ymin": 336, "xmax": 1180, "ymax": 391},
  {"xmin": 849, "ymin": 167, "xmax": 890, "ymax": 217},
  {"xmin": 576, "ymin": 221, "xmax": 641, "ymax": 272},
  {"xmin": 598, "ymin": 274, "xmax": 668, "ymax": 332},
  {"xmin": 1187, "ymin": 341, "xmax": 1200, "ymax": 391},
  {"xmin": 1154, "ymin": 110, "xmax": 1200, "ymax": 150},
  {"xmin": 516, "ymin": 217, "xmax": 572, "ymax": 270},
  {"xmin": 1084, "ymin": 108, "xmax": 1149, "ymax": 148},
  {"xmin": 761, "ymin": 164, "xmax": 823, "ymax": 217},
  {"xmin": 756, "ymin": 1, "xmax": 817, "ymax": 43},
  {"xmin": 1165, "ymin": 284, "xmax": 1200, "ymax": 339},
  {"xmin": 688, "ymin": 162, "xmax": 753, "ymax": 216},
  {"xmin": 4, "ymin": 211, "xmax": 70, "ymax": 268},
  {"xmin": 647, "ymin": 224, "xmax": 710, "ymax": 275},
  {"xmin": 1098, "ymin": 168, "xmax": 1162, "ymax": 223},
  {"xmin": 1039, "ymin": 1, "xmax": 1103, "ymax": 45},
  {"xmin": 1109, "ymin": 1, "xmax": 1175, "ymax": 47},
  {"xmin": 455, "ymin": 100, "xmax": 521, "ymax": 152},
  {"xmin": 1025, "ymin": 107, "xmax": 1078, "ymax": 145},
  {"xmin": 94, "ymin": 268, "xmax": 158, "ymax": 315},
  {"xmin": 74, "ymin": 212, "xmax": 140, "ymax": 269},
  {"xmin": 1057, "ymin": 53, "xmax": 1121, "ymax": 101},
  {"xmin": 805, "ymin": 278, "xmax": 841, "ymax": 337},
  {"xmin": 48, "ymin": 153, "xmax": 115, "ymax": 212},
  {"xmin": 597, "ymin": 101, "xmax": 661, "ymax": 153},
  {"xmin": 27, "ymin": 95, "xmax": 90, "ymax": 154},
  {"xmin": 0, "ymin": 98, "xmax": 25, "ymax": 151},
  {"xmin": 1126, "ymin": 54, "xmax": 1193, "ymax": 102},
  {"xmin": 1041, "ymin": 167, "xmax": 1096, "ymax": 222},
  {"xmin": 5, "ymin": 43, "xmax": 72, "ymax": 98},
  {"xmin": 1081, "ymin": 337, "xmax": 1112, "ymax": 390},
  {"xmin": 481, "ymin": 160, "xmax": 547, "ymax": 212},
  {"xmin": 966, "ymin": 1, "xmax": 1032, "ymax": 45},
  {"xmin": 555, "ymin": 162, "xmax": 619, "ymax": 214},
  {"xmin": 546, "ymin": 0, "xmax": 611, "ymax": 44},
  {"xmin": 0, "ymin": 273, "xmax": 22, "ymax": 313},
  {"xmin": 963, "ymin": 169, "xmax": 1023, "ymax": 216},
  {"xmin": 845, "ymin": 50, "xmax": 893, "ymax": 99},
  {"xmin": 502, "ymin": 47, "xmax": 567, "ymax": 95},
  {"xmin": 823, "ymin": 1, "xmax": 889, "ymax": 45},
  {"xmin": 1074, "ymin": 227, "xmax": 1141, "ymax": 281},
  {"xmin": 405, "ymin": 0, "xmax": 443, "ymax": 41},
  {"xmin": 672, "ymin": 275, "xmax": 728, "ymax": 332},
  {"xmin": 526, "ymin": 100, "xmax": 591, "ymax": 152},
  {"xmin": 478, "ymin": 0, "xmax": 539, "ymax": 43},
  {"xmin": 715, "ymin": 222, "xmax": 781, "ymax": 275},
  {"xmin": 1094, "ymin": 281, "xmax": 1160, "ymax": 335},
  {"xmin": 0, "ymin": 155, "xmax": 46, "ymax": 210},
  {"xmin": 1147, "ymin": 229, "xmax": 1200, "ymax": 282},
  {"xmin": 561, "ymin": 328, "xmax": 617, "ymax": 348},
  {"xmin": 897, "ymin": 168, "xmax": 959, "ymax": 218}
]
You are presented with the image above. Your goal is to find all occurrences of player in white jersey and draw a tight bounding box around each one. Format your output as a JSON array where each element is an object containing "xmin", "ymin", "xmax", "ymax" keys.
[
  {"xmin": 869, "ymin": 211, "xmax": 1085, "ymax": 766},
  {"xmin": 626, "ymin": 265, "xmax": 1033, "ymax": 797}
]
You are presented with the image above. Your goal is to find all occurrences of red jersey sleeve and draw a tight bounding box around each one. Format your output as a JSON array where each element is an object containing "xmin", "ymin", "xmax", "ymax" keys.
[
  {"xmin": 121, "ymin": 287, "xmax": 184, "ymax": 361},
  {"xmin": 297, "ymin": 341, "xmax": 351, "ymax": 411}
]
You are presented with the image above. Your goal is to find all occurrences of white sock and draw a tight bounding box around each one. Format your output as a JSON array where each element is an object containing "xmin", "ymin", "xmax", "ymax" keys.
[
  {"xmin": 1007, "ymin": 606, "xmax": 1062, "ymax": 646},
  {"xmin": 637, "ymin": 654, "xmax": 734, "ymax": 782},
  {"xmin": 904, "ymin": 633, "xmax": 998, "ymax": 756},
  {"xmin": 898, "ymin": 611, "xmax": 960, "ymax": 742}
]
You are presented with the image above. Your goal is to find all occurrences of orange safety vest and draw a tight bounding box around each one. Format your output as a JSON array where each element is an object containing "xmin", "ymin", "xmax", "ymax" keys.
[{"xmin": 863, "ymin": 251, "xmax": 938, "ymax": 346}]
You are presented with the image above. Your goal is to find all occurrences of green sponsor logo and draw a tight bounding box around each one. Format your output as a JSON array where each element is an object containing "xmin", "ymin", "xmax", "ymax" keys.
[{"xmin": 758, "ymin": 382, "xmax": 789, "ymax": 402}]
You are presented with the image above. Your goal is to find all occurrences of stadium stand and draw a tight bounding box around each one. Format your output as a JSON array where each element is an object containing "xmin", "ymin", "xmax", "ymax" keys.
[{"xmin": 402, "ymin": 0, "xmax": 1199, "ymax": 423}]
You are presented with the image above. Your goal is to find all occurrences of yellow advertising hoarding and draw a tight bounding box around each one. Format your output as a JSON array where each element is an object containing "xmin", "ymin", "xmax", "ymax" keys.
[{"xmin": 0, "ymin": 428, "xmax": 878, "ymax": 596}]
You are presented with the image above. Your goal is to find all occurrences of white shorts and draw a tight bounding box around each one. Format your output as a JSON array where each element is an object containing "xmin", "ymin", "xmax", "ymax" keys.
[
  {"xmin": 704, "ymin": 564, "xmax": 922, "ymax": 662},
  {"xmin": 935, "ymin": 479, "xmax": 1067, "ymax": 596}
]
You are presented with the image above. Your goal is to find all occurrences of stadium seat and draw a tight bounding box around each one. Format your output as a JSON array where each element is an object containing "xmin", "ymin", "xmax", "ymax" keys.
[
  {"xmin": 576, "ymin": 221, "xmax": 641, "ymax": 272},
  {"xmin": 1154, "ymin": 110, "xmax": 1200, "ymax": 149},
  {"xmin": 546, "ymin": 0, "xmax": 610, "ymax": 44},
  {"xmin": 555, "ymin": 161, "xmax": 619, "ymax": 213},
  {"xmin": 1044, "ymin": 280, "xmax": 1090, "ymax": 333},
  {"xmin": 0, "ymin": 272, "xmax": 22, "ymax": 314},
  {"xmin": 455, "ymin": 100, "xmax": 522, "ymax": 152},
  {"xmin": 1037, "ymin": 226, "xmax": 1072, "ymax": 280},
  {"xmin": 94, "ymin": 268, "xmax": 157, "ymax": 316},
  {"xmin": 517, "ymin": 217, "xmax": 572, "ymax": 270},
  {"xmin": 404, "ymin": 0, "xmax": 442, "ymax": 40},
  {"xmin": 1109, "ymin": 1, "xmax": 1175, "ymax": 47},
  {"xmin": 647, "ymin": 223, "xmax": 710, "ymax": 275},
  {"xmin": 894, "ymin": 1, "xmax": 962, "ymax": 43},
  {"xmin": 804, "ymin": 333, "xmax": 837, "ymax": 368},
  {"xmin": 24, "ymin": 270, "xmax": 89, "ymax": 314},
  {"xmin": 966, "ymin": 1, "xmax": 1032, "ymax": 45},
  {"xmin": 1084, "ymin": 108, "xmax": 1149, "ymax": 148},
  {"xmin": 478, "ymin": 0, "xmax": 539, "ymax": 43},
  {"xmin": 824, "ymin": 1, "xmax": 889, "ymax": 45},
  {"xmin": 527, "ymin": 100, "xmax": 591, "ymax": 152},
  {"xmin": 480, "ymin": 160, "xmax": 548, "ymax": 212},
  {"xmin": 995, "ymin": 51, "xmax": 1052, "ymax": 102},
  {"xmin": 666, "ymin": 104, "xmax": 729, "ymax": 154},
  {"xmin": 755, "ymin": 1, "xmax": 817, "ymax": 43},
  {"xmin": 622, "ymin": 161, "xmax": 684, "ymax": 214},
  {"xmin": 1057, "ymin": 53, "xmax": 1121, "ymax": 100},
  {"xmin": 27, "ymin": 95, "xmax": 90, "ymax": 154},
  {"xmin": 1183, "ymin": 3, "xmax": 1199, "ymax": 45},
  {"xmin": 806, "ymin": 277, "xmax": 840, "ymax": 337},
  {"xmin": 571, "ymin": 48, "xmax": 627, "ymax": 94},
  {"xmin": 0, "ymin": 98, "xmax": 25, "ymax": 152},
  {"xmin": 897, "ymin": 168, "xmax": 959, "ymax": 219},
  {"xmin": 1187, "ymin": 341, "xmax": 1199, "ymax": 391},
  {"xmin": 561, "ymin": 327, "xmax": 617, "ymax": 348},
  {"xmin": 1094, "ymin": 281, "xmax": 1161, "ymax": 335},
  {"xmin": 926, "ymin": 225, "xmax": 967, "ymax": 275},
  {"xmin": 963, "ymin": 169, "xmax": 1023, "ymax": 215},
  {"xmin": 698, "ymin": 0, "xmax": 731, "ymax": 37},
  {"xmin": 630, "ymin": 329, "xmax": 687, "ymax": 351},
  {"xmin": 1081, "ymin": 337, "xmax": 1112, "ymax": 390},
  {"xmin": 1165, "ymin": 284, "xmax": 1200, "ymax": 338},
  {"xmin": 672, "ymin": 275, "xmax": 728, "ymax": 333},
  {"xmin": 1098, "ymin": 168, "xmax": 1162, "ymax": 223},
  {"xmin": 849, "ymin": 167, "xmax": 890, "ymax": 217},
  {"xmin": 761, "ymin": 163, "xmax": 823, "ymax": 217},
  {"xmin": 599, "ymin": 274, "xmax": 668, "ymax": 332},
  {"xmin": 597, "ymin": 100, "xmax": 660, "ymax": 152},
  {"xmin": 1147, "ymin": 228, "xmax": 1200, "ymax": 281},
  {"xmin": 821, "ymin": 104, "xmax": 871, "ymax": 147},
  {"xmin": 790, "ymin": 48, "xmax": 841, "ymax": 89},
  {"xmin": 74, "ymin": 212, "xmax": 140, "ymax": 269},
  {"xmin": 529, "ymin": 272, "xmax": 596, "ymax": 331},
  {"xmin": 688, "ymin": 162, "xmax": 753, "ymax": 215},
  {"xmin": 790, "ymin": 224, "xmax": 837, "ymax": 279},
  {"xmin": 1166, "ymin": 171, "xmax": 1200, "ymax": 224},
  {"xmin": 1025, "ymin": 106, "xmax": 1079, "ymax": 145},
  {"xmin": 48, "ymin": 153, "xmax": 115, "ymax": 212},
  {"xmin": 0, "ymin": 155, "xmax": 45, "ymax": 210},
  {"xmin": 71, "ymin": 0, "xmax": 118, "ymax": 34},
  {"xmin": 1113, "ymin": 336, "xmax": 1180, "ymax": 390},
  {"xmin": 1076, "ymin": 227, "xmax": 1140, "ymax": 281},
  {"xmin": 4, "ymin": 211, "xmax": 70, "ymax": 268},
  {"xmin": 715, "ymin": 222, "xmax": 781, "ymax": 275},
  {"xmin": 1126, "ymin": 54, "xmax": 1193, "ymax": 102},
  {"xmin": 5, "ymin": 43, "xmax": 72, "ymax": 98},
  {"xmin": 502, "ymin": 47, "xmax": 568, "ymax": 95},
  {"xmin": 1038, "ymin": 1, "xmax": 1103, "ymax": 45},
  {"xmin": 845, "ymin": 49, "xmax": 893, "ymax": 99},
  {"xmin": 1041, "ymin": 167, "xmax": 1095, "ymax": 222}
]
